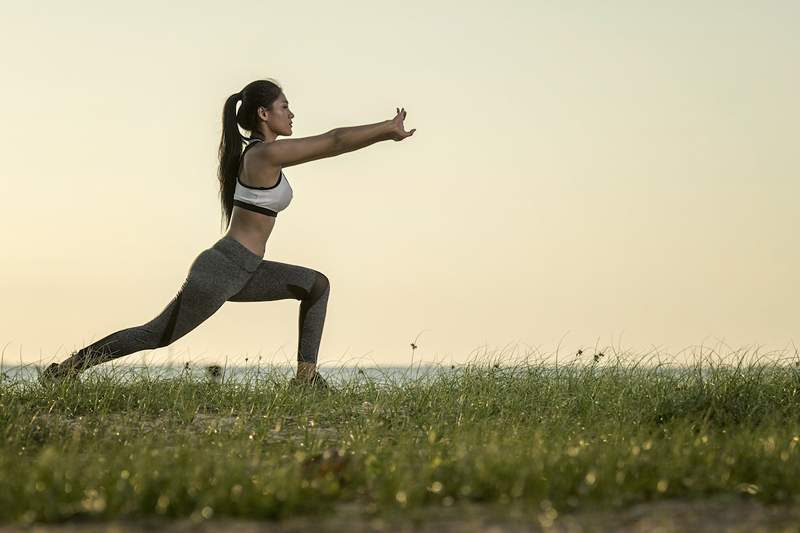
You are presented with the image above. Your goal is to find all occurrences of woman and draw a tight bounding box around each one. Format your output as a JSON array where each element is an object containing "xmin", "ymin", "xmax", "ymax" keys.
[{"xmin": 42, "ymin": 78, "xmax": 416, "ymax": 387}]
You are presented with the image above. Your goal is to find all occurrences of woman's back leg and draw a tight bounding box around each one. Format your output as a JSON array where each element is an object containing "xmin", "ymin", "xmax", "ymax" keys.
[{"xmin": 59, "ymin": 248, "xmax": 252, "ymax": 373}]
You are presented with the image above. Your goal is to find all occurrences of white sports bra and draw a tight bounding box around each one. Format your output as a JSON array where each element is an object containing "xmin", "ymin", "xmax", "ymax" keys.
[{"xmin": 232, "ymin": 137, "xmax": 293, "ymax": 217}]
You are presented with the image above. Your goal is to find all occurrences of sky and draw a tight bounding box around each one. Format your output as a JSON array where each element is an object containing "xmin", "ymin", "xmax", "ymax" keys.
[{"xmin": 1, "ymin": 1, "xmax": 797, "ymax": 368}]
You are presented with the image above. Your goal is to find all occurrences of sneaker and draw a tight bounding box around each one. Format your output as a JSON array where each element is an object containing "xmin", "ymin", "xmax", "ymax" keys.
[
  {"xmin": 289, "ymin": 371, "xmax": 330, "ymax": 390},
  {"xmin": 38, "ymin": 362, "xmax": 79, "ymax": 386}
]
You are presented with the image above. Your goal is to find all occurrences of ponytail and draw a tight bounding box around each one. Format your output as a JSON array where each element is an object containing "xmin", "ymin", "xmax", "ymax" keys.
[{"xmin": 217, "ymin": 92, "xmax": 244, "ymax": 232}]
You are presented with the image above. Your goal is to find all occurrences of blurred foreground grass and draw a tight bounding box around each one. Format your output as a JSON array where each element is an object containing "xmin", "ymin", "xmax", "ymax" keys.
[{"xmin": 2, "ymin": 350, "xmax": 800, "ymax": 525}]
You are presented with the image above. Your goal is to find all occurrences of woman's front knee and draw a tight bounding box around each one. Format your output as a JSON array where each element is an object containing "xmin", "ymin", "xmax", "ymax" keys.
[{"xmin": 310, "ymin": 271, "xmax": 330, "ymax": 300}]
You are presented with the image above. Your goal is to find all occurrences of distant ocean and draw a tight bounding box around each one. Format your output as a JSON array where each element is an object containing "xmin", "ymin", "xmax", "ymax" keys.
[
  {"xmin": 0, "ymin": 364, "xmax": 452, "ymax": 385},
  {"xmin": 1, "ymin": 361, "xmax": 723, "ymax": 385}
]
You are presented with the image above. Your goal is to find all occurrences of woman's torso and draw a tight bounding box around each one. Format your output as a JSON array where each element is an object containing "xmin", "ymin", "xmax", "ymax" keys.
[{"xmin": 224, "ymin": 139, "xmax": 291, "ymax": 257}]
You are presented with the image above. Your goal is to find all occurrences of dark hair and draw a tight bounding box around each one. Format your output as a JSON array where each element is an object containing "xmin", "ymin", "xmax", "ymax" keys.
[{"xmin": 217, "ymin": 78, "xmax": 284, "ymax": 231}]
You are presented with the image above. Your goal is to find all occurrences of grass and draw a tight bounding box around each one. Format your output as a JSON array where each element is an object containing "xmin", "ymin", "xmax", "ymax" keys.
[{"xmin": 2, "ymin": 347, "xmax": 800, "ymax": 526}]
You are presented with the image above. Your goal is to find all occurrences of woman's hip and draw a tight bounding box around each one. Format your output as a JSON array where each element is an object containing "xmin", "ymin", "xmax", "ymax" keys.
[{"xmin": 207, "ymin": 235, "xmax": 264, "ymax": 273}]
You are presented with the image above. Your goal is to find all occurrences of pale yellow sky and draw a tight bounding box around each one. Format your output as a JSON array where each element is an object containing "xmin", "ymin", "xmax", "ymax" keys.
[{"xmin": 1, "ymin": 1, "xmax": 797, "ymax": 367}]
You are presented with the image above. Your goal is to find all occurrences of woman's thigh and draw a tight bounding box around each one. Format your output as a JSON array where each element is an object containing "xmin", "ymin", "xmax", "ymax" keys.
[
  {"xmin": 142, "ymin": 248, "xmax": 253, "ymax": 343},
  {"xmin": 228, "ymin": 259, "xmax": 324, "ymax": 302}
]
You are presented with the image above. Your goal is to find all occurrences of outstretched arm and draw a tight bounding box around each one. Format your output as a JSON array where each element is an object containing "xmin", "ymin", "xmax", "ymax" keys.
[
  {"xmin": 333, "ymin": 120, "xmax": 393, "ymax": 154},
  {"xmin": 259, "ymin": 108, "xmax": 416, "ymax": 168},
  {"xmin": 334, "ymin": 107, "xmax": 416, "ymax": 154}
]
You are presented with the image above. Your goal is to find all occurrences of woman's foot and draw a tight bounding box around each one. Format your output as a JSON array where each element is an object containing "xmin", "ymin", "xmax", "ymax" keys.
[
  {"xmin": 289, "ymin": 370, "xmax": 330, "ymax": 390},
  {"xmin": 38, "ymin": 361, "xmax": 80, "ymax": 385}
]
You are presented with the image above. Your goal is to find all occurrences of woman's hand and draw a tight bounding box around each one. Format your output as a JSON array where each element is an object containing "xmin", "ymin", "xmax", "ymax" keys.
[{"xmin": 388, "ymin": 107, "xmax": 416, "ymax": 141}]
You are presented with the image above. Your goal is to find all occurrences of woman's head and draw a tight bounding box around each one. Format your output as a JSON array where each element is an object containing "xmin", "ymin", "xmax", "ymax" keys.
[
  {"xmin": 236, "ymin": 79, "xmax": 294, "ymax": 139},
  {"xmin": 217, "ymin": 78, "xmax": 292, "ymax": 230}
]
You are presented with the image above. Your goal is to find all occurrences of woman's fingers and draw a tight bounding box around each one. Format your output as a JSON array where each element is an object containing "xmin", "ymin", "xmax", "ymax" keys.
[{"xmin": 393, "ymin": 107, "xmax": 411, "ymax": 135}]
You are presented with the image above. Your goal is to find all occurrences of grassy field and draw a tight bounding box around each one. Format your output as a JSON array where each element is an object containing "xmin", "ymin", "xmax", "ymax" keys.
[{"xmin": 2, "ymin": 349, "xmax": 800, "ymax": 528}]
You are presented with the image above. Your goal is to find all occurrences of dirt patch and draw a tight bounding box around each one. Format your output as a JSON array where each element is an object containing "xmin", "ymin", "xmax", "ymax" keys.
[{"xmin": 4, "ymin": 497, "xmax": 800, "ymax": 532}]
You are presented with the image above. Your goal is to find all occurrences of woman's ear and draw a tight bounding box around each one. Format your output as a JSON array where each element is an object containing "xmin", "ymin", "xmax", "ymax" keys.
[{"xmin": 257, "ymin": 105, "xmax": 270, "ymax": 122}]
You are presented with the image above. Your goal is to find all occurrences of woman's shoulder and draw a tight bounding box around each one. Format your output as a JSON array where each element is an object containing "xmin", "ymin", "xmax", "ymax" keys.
[{"xmin": 240, "ymin": 142, "xmax": 282, "ymax": 188}]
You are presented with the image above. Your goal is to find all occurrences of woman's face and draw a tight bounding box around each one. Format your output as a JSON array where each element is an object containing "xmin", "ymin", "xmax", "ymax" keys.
[{"xmin": 262, "ymin": 93, "xmax": 294, "ymax": 136}]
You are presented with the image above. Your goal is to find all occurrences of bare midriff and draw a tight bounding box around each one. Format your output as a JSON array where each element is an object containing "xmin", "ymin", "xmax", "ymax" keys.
[{"xmin": 224, "ymin": 207, "xmax": 276, "ymax": 258}]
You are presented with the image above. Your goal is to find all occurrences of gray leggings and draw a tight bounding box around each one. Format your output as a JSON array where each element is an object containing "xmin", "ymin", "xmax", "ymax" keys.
[{"xmin": 67, "ymin": 235, "xmax": 330, "ymax": 370}]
